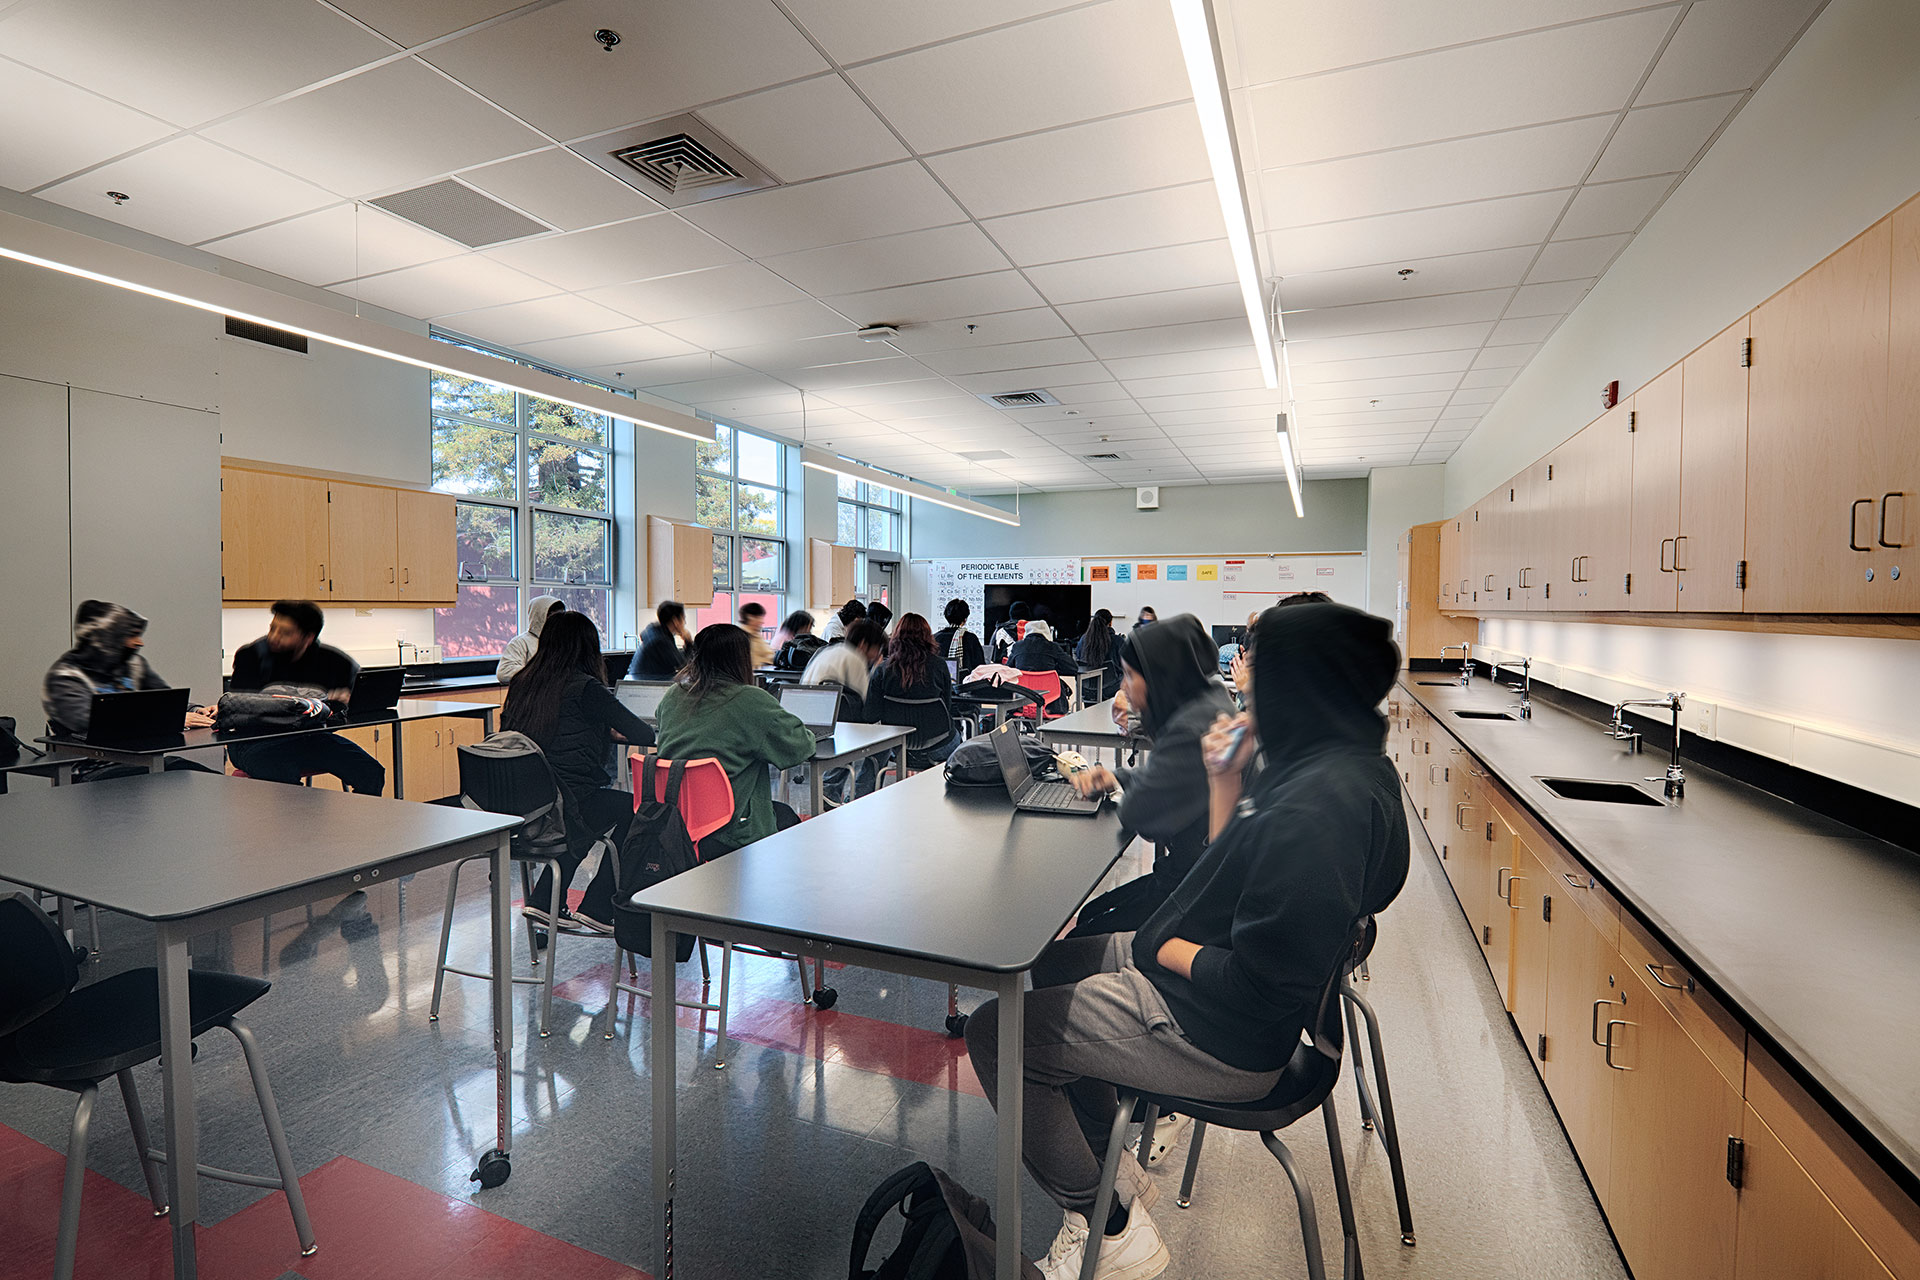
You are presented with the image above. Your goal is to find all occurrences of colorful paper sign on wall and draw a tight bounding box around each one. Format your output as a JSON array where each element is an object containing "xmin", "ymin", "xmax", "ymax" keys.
[
  {"xmin": 1197, "ymin": 564, "xmax": 1219, "ymax": 581},
  {"xmin": 1115, "ymin": 563, "xmax": 1133, "ymax": 583},
  {"xmin": 1137, "ymin": 564, "xmax": 1158, "ymax": 580},
  {"xmin": 1222, "ymin": 559, "xmax": 1245, "ymax": 584},
  {"xmin": 1167, "ymin": 565, "xmax": 1188, "ymax": 581},
  {"xmin": 1090, "ymin": 565, "xmax": 1111, "ymax": 582}
]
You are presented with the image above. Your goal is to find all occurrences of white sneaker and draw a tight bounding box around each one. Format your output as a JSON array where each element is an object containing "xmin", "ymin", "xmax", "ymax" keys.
[
  {"xmin": 1136, "ymin": 1112, "xmax": 1193, "ymax": 1167},
  {"xmin": 1039, "ymin": 1207, "xmax": 1170, "ymax": 1280},
  {"xmin": 1119, "ymin": 1158, "xmax": 1160, "ymax": 1213}
]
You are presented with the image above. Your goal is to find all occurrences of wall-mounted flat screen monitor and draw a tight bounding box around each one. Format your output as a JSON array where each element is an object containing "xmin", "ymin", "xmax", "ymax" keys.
[{"xmin": 983, "ymin": 584, "xmax": 1093, "ymax": 645}]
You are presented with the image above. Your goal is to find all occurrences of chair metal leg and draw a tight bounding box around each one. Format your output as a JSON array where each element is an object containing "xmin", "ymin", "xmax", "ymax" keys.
[
  {"xmin": 429, "ymin": 858, "xmax": 461, "ymax": 1020},
  {"xmin": 1343, "ymin": 991, "xmax": 1379, "ymax": 1133},
  {"xmin": 603, "ymin": 948, "xmax": 625, "ymax": 1040},
  {"xmin": 228, "ymin": 1021, "xmax": 317, "ymax": 1254},
  {"xmin": 1136, "ymin": 1103, "xmax": 1160, "ymax": 1170},
  {"xmin": 712, "ymin": 941, "xmax": 733, "ymax": 1070},
  {"xmin": 538, "ymin": 861, "xmax": 560, "ymax": 1038},
  {"xmin": 1176, "ymin": 1119, "xmax": 1207, "ymax": 1208},
  {"xmin": 796, "ymin": 952, "xmax": 813, "ymax": 1003},
  {"xmin": 116, "ymin": 1070, "xmax": 168, "ymax": 1216},
  {"xmin": 1261, "ymin": 1130, "xmax": 1329, "ymax": 1280},
  {"xmin": 1080, "ymin": 1091, "xmax": 1140, "ymax": 1280},
  {"xmin": 1348, "ymin": 982, "xmax": 1415, "ymax": 1245},
  {"xmin": 698, "ymin": 939, "xmax": 711, "ymax": 983},
  {"xmin": 1321, "ymin": 1098, "xmax": 1365, "ymax": 1280},
  {"xmin": 54, "ymin": 1084, "xmax": 98, "ymax": 1280}
]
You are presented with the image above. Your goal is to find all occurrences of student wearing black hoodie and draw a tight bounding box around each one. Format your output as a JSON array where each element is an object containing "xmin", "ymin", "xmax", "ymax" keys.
[
  {"xmin": 965, "ymin": 602, "xmax": 1410, "ymax": 1280},
  {"xmin": 1067, "ymin": 613, "xmax": 1232, "ymax": 937}
]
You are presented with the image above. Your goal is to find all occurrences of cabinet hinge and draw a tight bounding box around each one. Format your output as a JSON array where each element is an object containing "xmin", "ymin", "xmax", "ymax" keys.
[
  {"xmin": 1441, "ymin": 844, "xmax": 1449, "ymax": 860},
  {"xmin": 1547, "ymin": 463, "xmax": 1554, "ymax": 480},
  {"xmin": 1623, "ymin": 573, "xmax": 1632, "ymax": 594},
  {"xmin": 1726, "ymin": 1136, "xmax": 1746, "ymax": 1189},
  {"xmin": 1542, "ymin": 894, "xmax": 1552, "ymax": 923},
  {"xmin": 1740, "ymin": 337, "xmax": 1753, "ymax": 368},
  {"xmin": 1537, "ymin": 1033, "xmax": 1548, "ymax": 1061},
  {"xmin": 1482, "ymin": 925, "xmax": 1492, "ymax": 946},
  {"xmin": 1485, "ymin": 821, "xmax": 1494, "ymax": 840},
  {"xmin": 1544, "ymin": 582, "xmax": 1551, "ymax": 599},
  {"xmin": 1735, "ymin": 560, "xmax": 1748, "ymax": 590},
  {"xmin": 1627, "ymin": 410, "xmax": 1637, "ymax": 433}
]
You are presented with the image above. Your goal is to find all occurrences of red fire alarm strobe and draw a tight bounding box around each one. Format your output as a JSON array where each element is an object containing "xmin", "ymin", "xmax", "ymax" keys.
[{"xmin": 1601, "ymin": 380, "xmax": 1620, "ymax": 409}]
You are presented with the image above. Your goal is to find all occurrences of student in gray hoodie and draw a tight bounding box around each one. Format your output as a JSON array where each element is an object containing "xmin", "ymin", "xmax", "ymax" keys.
[{"xmin": 496, "ymin": 595, "xmax": 563, "ymax": 682}]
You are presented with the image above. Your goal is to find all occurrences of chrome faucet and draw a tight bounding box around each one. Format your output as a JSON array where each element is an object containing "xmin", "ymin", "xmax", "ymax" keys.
[
  {"xmin": 1492, "ymin": 655, "xmax": 1532, "ymax": 719},
  {"xmin": 1613, "ymin": 692, "xmax": 1687, "ymax": 798},
  {"xmin": 1440, "ymin": 642, "xmax": 1472, "ymax": 686}
]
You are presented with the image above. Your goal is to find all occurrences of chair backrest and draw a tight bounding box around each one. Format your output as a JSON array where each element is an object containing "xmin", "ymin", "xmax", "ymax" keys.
[
  {"xmin": 0, "ymin": 893, "xmax": 79, "ymax": 1038},
  {"xmin": 1015, "ymin": 670, "xmax": 1062, "ymax": 703},
  {"xmin": 882, "ymin": 694, "xmax": 955, "ymax": 751},
  {"xmin": 631, "ymin": 754, "xmax": 734, "ymax": 845},
  {"xmin": 456, "ymin": 739, "xmax": 567, "ymax": 858}
]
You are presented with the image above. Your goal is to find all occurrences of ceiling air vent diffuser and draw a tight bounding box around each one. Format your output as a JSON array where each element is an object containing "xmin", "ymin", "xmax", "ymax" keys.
[
  {"xmin": 977, "ymin": 389, "xmax": 1061, "ymax": 408},
  {"xmin": 573, "ymin": 114, "xmax": 777, "ymax": 207},
  {"xmin": 368, "ymin": 179, "xmax": 547, "ymax": 248},
  {"xmin": 1084, "ymin": 452, "xmax": 1129, "ymax": 461}
]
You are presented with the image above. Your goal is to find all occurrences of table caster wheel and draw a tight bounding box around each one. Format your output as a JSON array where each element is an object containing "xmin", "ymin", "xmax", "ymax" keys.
[
  {"xmin": 469, "ymin": 1149, "xmax": 511, "ymax": 1189},
  {"xmin": 812, "ymin": 986, "xmax": 837, "ymax": 1010},
  {"xmin": 72, "ymin": 944, "xmax": 90, "ymax": 966},
  {"xmin": 945, "ymin": 1013, "xmax": 968, "ymax": 1038}
]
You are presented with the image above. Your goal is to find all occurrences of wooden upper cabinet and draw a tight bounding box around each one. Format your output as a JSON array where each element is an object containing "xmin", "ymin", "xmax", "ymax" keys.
[
  {"xmin": 1679, "ymin": 317, "xmax": 1751, "ymax": 613},
  {"xmin": 326, "ymin": 481, "xmax": 399, "ymax": 602},
  {"xmin": 221, "ymin": 468, "xmax": 330, "ymax": 601},
  {"xmin": 648, "ymin": 516, "xmax": 715, "ymax": 607},
  {"xmin": 809, "ymin": 536, "xmax": 857, "ymax": 609},
  {"xmin": 1437, "ymin": 516, "xmax": 1461, "ymax": 611},
  {"xmin": 1627, "ymin": 365, "xmax": 1685, "ymax": 613},
  {"xmin": 397, "ymin": 488, "xmax": 456, "ymax": 603},
  {"xmin": 1579, "ymin": 405, "xmax": 1635, "ymax": 611},
  {"xmin": 1882, "ymin": 195, "xmax": 1920, "ymax": 612},
  {"xmin": 1746, "ymin": 217, "xmax": 1892, "ymax": 611}
]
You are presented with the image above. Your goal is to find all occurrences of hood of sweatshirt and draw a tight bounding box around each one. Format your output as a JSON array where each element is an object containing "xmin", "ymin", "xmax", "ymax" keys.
[
  {"xmin": 1123, "ymin": 612, "xmax": 1218, "ymax": 738},
  {"xmin": 526, "ymin": 595, "xmax": 563, "ymax": 638},
  {"xmin": 1250, "ymin": 601, "xmax": 1398, "ymax": 779},
  {"xmin": 59, "ymin": 601, "xmax": 149, "ymax": 682}
]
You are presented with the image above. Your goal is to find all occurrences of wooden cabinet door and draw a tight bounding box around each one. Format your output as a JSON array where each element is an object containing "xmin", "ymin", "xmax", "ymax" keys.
[
  {"xmin": 1542, "ymin": 890, "xmax": 1619, "ymax": 1200},
  {"xmin": 398, "ymin": 716, "xmax": 446, "ymax": 801},
  {"xmin": 327, "ymin": 481, "xmax": 399, "ymax": 602},
  {"xmin": 1578, "ymin": 405, "xmax": 1636, "ymax": 610},
  {"xmin": 309, "ymin": 725, "xmax": 394, "ymax": 798},
  {"xmin": 1733, "ymin": 1108, "xmax": 1897, "ymax": 1280},
  {"xmin": 1679, "ymin": 318, "xmax": 1750, "ymax": 612},
  {"xmin": 1882, "ymin": 195, "xmax": 1920, "ymax": 611},
  {"xmin": 221, "ymin": 468, "xmax": 330, "ymax": 601},
  {"xmin": 1628, "ymin": 366, "xmax": 1684, "ymax": 613},
  {"xmin": 1507, "ymin": 830, "xmax": 1552, "ymax": 1070},
  {"xmin": 1485, "ymin": 804, "xmax": 1517, "ymax": 1003},
  {"xmin": 1745, "ymin": 217, "xmax": 1892, "ymax": 611},
  {"xmin": 397, "ymin": 489, "xmax": 456, "ymax": 603},
  {"xmin": 1437, "ymin": 517, "xmax": 1462, "ymax": 611},
  {"xmin": 1607, "ymin": 961, "xmax": 1743, "ymax": 1280},
  {"xmin": 1536, "ymin": 444, "xmax": 1573, "ymax": 611}
]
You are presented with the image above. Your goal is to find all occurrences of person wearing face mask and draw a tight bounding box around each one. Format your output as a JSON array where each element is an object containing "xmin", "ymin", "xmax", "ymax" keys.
[
  {"xmin": 965, "ymin": 602, "xmax": 1410, "ymax": 1280},
  {"xmin": 42, "ymin": 600, "xmax": 216, "ymax": 779}
]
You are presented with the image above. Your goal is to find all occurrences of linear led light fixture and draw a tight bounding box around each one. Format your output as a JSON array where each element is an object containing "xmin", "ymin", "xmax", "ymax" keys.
[
  {"xmin": 0, "ymin": 208, "xmax": 713, "ymax": 443},
  {"xmin": 1276, "ymin": 413, "xmax": 1304, "ymax": 518},
  {"xmin": 800, "ymin": 447, "xmax": 1020, "ymax": 527},
  {"xmin": 1171, "ymin": 0, "xmax": 1279, "ymax": 389}
]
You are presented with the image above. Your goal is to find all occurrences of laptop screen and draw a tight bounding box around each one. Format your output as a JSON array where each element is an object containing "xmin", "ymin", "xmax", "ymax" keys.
[
  {"xmin": 780, "ymin": 686, "xmax": 840, "ymax": 729},
  {"xmin": 946, "ymin": 658, "xmax": 960, "ymax": 682},
  {"xmin": 616, "ymin": 681, "xmax": 671, "ymax": 720},
  {"xmin": 990, "ymin": 724, "xmax": 1034, "ymax": 795}
]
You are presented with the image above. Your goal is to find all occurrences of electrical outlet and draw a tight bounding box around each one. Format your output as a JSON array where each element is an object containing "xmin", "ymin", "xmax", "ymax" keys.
[{"xmin": 1682, "ymin": 698, "xmax": 1717, "ymax": 741}]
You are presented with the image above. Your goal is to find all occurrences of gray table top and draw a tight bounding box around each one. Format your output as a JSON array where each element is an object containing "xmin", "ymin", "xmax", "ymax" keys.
[
  {"xmin": 1400, "ymin": 678, "xmax": 1920, "ymax": 1195},
  {"xmin": 628, "ymin": 767, "xmax": 1126, "ymax": 973},
  {"xmin": 0, "ymin": 770, "xmax": 516, "ymax": 921},
  {"xmin": 815, "ymin": 722, "xmax": 911, "ymax": 764},
  {"xmin": 1035, "ymin": 698, "xmax": 1139, "ymax": 747},
  {"xmin": 36, "ymin": 697, "xmax": 493, "ymax": 758}
]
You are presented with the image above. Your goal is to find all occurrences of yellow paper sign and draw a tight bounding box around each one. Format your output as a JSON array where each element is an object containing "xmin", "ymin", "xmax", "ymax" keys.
[{"xmin": 1197, "ymin": 564, "xmax": 1219, "ymax": 581}]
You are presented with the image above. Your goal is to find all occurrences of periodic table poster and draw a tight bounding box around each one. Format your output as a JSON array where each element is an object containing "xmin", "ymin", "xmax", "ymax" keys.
[{"xmin": 926, "ymin": 557, "xmax": 1081, "ymax": 636}]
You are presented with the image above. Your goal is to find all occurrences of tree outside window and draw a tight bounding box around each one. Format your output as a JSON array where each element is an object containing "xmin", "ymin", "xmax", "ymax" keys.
[{"xmin": 694, "ymin": 421, "xmax": 787, "ymax": 622}]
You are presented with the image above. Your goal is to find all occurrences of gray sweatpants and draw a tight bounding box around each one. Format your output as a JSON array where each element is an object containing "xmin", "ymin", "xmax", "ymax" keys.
[{"xmin": 965, "ymin": 931, "xmax": 1281, "ymax": 1214}]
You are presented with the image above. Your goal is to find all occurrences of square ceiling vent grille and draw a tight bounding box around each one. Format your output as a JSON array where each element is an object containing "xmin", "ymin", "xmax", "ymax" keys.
[
  {"xmin": 573, "ymin": 114, "xmax": 776, "ymax": 207},
  {"xmin": 976, "ymin": 389, "xmax": 1061, "ymax": 408},
  {"xmin": 368, "ymin": 179, "xmax": 547, "ymax": 248}
]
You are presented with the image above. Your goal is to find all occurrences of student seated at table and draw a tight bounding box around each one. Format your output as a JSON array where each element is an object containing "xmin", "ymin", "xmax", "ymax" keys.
[
  {"xmin": 933, "ymin": 598, "xmax": 986, "ymax": 677},
  {"xmin": 635, "ymin": 600, "xmax": 691, "ymax": 679},
  {"xmin": 1009, "ymin": 619, "xmax": 1077, "ymax": 712},
  {"xmin": 965, "ymin": 601, "xmax": 1410, "ymax": 1280},
  {"xmin": 803, "ymin": 618, "xmax": 886, "ymax": 801},
  {"xmin": 737, "ymin": 600, "xmax": 775, "ymax": 668},
  {"xmin": 1075, "ymin": 608, "xmax": 1123, "ymax": 692},
  {"xmin": 42, "ymin": 600, "xmax": 216, "ymax": 779},
  {"xmin": 496, "ymin": 595, "xmax": 563, "ymax": 683},
  {"xmin": 866, "ymin": 602, "xmax": 893, "ymax": 635},
  {"xmin": 822, "ymin": 598, "xmax": 865, "ymax": 642},
  {"xmin": 500, "ymin": 612, "xmax": 654, "ymax": 934},
  {"xmin": 1133, "ymin": 606, "xmax": 1158, "ymax": 629},
  {"xmin": 654, "ymin": 624, "xmax": 816, "ymax": 857},
  {"xmin": 1068, "ymin": 613, "xmax": 1232, "ymax": 935},
  {"xmin": 227, "ymin": 601, "xmax": 384, "ymax": 795},
  {"xmin": 989, "ymin": 600, "xmax": 1028, "ymax": 663},
  {"xmin": 772, "ymin": 610, "xmax": 824, "ymax": 670},
  {"xmin": 864, "ymin": 612, "xmax": 958, "ymax": 766}
]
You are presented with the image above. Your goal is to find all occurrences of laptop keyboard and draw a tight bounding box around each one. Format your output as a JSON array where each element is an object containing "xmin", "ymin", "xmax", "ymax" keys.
[{"xmin": 1024, "ymin": 781, "xmax": 1088, "ymax": 810}]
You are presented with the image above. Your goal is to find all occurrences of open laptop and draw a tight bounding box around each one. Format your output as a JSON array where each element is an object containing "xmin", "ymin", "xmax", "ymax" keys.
[
  {"xmin": 779, "ymin": 685, "xmax": 841, "ymax": 742},
  {"xmin": 346, "ymin": 666, "xmax": 405, "ymax": 716},
  {"xmin": 604, "ymin": 651, "xmax": 634, "ymax": 683},
  {"xmin": 991, "ymin": 723, "xmax": 1102, "ymax": 815},
  {"xmin": 616, "ymin": 680, "xmax": 673, "ymax": 723},
  {"xmin": 946, "ymin": 658, "xmax": 961, "ymax": 683},
  {"xmin": 84, "ymin": 687, "xmax": 190, "ymax": 744}
]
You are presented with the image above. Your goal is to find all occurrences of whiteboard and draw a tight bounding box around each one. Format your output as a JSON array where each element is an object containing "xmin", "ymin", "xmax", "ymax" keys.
[
  {"xmin": 1079, "ymin": 553, "xmax": 1367, "ymax": 629},
  {"xmin": 910, "ymin": 556, "xmax": 1081, "ymax": 632}
]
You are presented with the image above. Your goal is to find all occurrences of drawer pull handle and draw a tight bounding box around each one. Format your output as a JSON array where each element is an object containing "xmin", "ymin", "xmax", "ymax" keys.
[
  {"xmin": 1850, "ymin": 498, "xmax": 1873, "ymax": 552},
  {"xmin": 1644, "ymin": 962, "xmax": 1695, "ymax": 994},
  {"xmin": 1496, "ymin": 867, "xmax": 1513, "ymax": 901},
  {"xmin": 1592, "ymin": 998, "xmax": 1616, "ymax": 1046},
  {"xmin": 1604, "ymin": 1020, "xmax": 1633, "ymax": 1070},
  {"xmin": 1455, "ymin": 802, "xmax": 1469, "ymax": 829},
  {"xmin": 1506, "ymin": 874, "xmax": 1525, "ymax": 910},
  {"xmin": 1880, "ymin": 492, "xmax": 1906, "ymax": 549},
  {"xmin": 1561, "ymin": 872, "xmax": 1593, "ymax": 890},
  {"xmin": 1659, "ymin": 538, "xmax": 1675, "ymax": 573}
]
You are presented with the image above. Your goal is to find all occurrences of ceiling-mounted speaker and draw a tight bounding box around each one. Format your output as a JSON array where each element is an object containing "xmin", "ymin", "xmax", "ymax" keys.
[{"xmin": 1136, "ymin": 486, "xmax": 1160, "ymax": 510}]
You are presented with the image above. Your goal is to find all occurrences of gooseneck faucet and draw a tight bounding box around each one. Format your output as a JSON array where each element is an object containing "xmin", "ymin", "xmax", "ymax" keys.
[
  {"xmin": 1492, "ymin": 655, "xmax": 1532, "ymax": 719},
  {"xmin": 1440, "ymin": 643, "xmax": 1472, "ymax": 686},
  {"xmin": 1613, "ymin": 692, "xmax": 1687, "ymax": 798}
]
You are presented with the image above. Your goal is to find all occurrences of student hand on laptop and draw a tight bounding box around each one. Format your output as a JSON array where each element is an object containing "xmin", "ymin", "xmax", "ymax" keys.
[
  {"xmin": 185, "ymin": 706, "xmax": 217, "ymax": 729},
  {"xmin": 1068, "ymin": 763, "xmax": 1117, "ymax": 797}
]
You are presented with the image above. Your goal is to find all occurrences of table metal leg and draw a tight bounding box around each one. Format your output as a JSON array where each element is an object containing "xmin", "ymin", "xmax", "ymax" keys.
[
  {"xmin": 156, "ymin": 921, "xmax": 198, "ymax": 1278},
  {"xmin": 483, "ymin": 706, "xmax": 497, "ymax": 736},
  {"xmin": 652, "ymin": 912, "xmax": 678, "ymax": 1279},
  {"xmin": 470, "ymin": 831, "xmax": 514, "ymax": 1189},
  {"xmin": 391, "ymin": 724, "xmax": 407, "ymax": 801},
  {"xmin": 994, "ymin": 972, "xmax": 1025, "ymax": 1280},
  {"xmin": 148, "ymin": 755, "xmax": 167, "ymax": 774},
  {"xmin": 811, "ymin": 761, "xmax": 824, "ymax": 817}
]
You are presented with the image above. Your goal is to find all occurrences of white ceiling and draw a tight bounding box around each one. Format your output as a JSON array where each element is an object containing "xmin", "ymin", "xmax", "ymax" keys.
[{"xmin": 0, "ymin": 0, "xmax": 1827, "ymax": 493}]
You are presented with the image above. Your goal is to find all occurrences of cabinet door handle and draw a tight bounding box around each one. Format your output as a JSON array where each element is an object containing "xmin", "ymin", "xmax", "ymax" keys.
[
  {"xmin": 1880, "ymin": 492, "xmax": 1906, "ymax": 549},
  {"xmin": 1659, "ymin": 538, "xmax": 1675, "ymax": 573},
  {"xmin": 403, "ymin": 567, "xmax": 411, "ymax": 585},
  {"xmin": 1561, "ymin": 872, "xmax": 1594, "ymax": 890},
  {"xmin": 1673, "ymin": 535, "xmax": 1688, "ymax": 571},
  {"xmin": 1644, "ymin": 962, "xmax": 1696, "ymax": 993},
  {"xmin": 1592, "ymin": 998, "xmax": 1616, "ymax": 1046},
  {"xmin": 388, "ymin": 567, "xmax": 395, "ymax": 583},
  {"xmin": 1507, "ymin": 874, "xmax": 1525, "ymax": 910},
  {"xmin": 1603, "ymin": 1020, "xmax": 1633, "ymax": 1070},
  {"xmin": 432, "ymin": 729, "xmax": 441, "ymax": 748},
  {"xmin": 1850, "ymin": 498, "xmax": 1873, "ymax": 551},
  {"xmin": 1455, "ymin": 802, "xmax": 1470, "ymax": 829},
  {"xmin": 1497, "ymin": 866, "xmax": 1513, "ymax": 901},
  {"xmin": 319, "ymin": 562, "xmax": 327, "ymax": 582}
]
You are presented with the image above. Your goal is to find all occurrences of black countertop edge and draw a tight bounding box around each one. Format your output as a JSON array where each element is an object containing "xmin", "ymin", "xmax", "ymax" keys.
[{"xmin": 1399, "ymin": 677, "xmax": 1920, "ymax": 1205}]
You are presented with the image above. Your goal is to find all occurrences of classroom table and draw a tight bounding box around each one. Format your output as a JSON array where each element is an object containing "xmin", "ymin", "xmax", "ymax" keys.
[
  {"xmin": 784, "ymin": 722, "xmax": 913, "ymax": 815},
  {"xmin": 1064, "ymin": 666, "xmax": 1106, "ymax": 710},
  {"xmin": 36, "ymin": 698, "xmax": 496, "ymax": 794},
  {"xmin": 0, "ymin": 771, "xmax": 519, "ymax": 1279},
  {"xmin": 1034, "ymin": 696, "xmax": 1146, "ymax": 757},
  {"xmin": 628, "ymin": 767, "xmax": 1126, "ymax": 1280},
  {"xmin": 952, "ymin": 686, "xmax": 1031, "ymax": 734}
]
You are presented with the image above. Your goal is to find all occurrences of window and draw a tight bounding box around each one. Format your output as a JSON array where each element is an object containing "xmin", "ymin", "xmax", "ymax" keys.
[
  {"xmin": 837, "ymin": 473, "xmax": 905, "ymax": 553},
  {"xmin": 429, "ymin": 351, "xmax": 620, "ymax": 657},
  {"xmin": 694, "ymin": 422, "xmax": 787, "ymax": 622}
]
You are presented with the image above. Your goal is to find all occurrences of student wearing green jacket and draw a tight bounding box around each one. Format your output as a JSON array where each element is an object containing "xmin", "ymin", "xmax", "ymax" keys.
[{"xmin": 654, "ymin": 623, "xmax": 817, "ymax": 857}]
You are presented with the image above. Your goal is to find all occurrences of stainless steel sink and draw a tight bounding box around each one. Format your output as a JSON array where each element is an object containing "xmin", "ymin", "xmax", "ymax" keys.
[
  {"xmin": 1415, "ymin": 680, "xmax": 1458, "ymax": 685},
  {"xmin": 1537, "ymin": 777, "xmax": 1665, "ymax": 806},
  {"xmin": 1452, "ymin": 709, "xmax": 1517, "ymax": 720}
]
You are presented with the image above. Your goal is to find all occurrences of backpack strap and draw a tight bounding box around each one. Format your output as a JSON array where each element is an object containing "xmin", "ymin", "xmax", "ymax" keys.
[
  {"xmin": 638, "ymin": 753, "xmax": 660, "ymax": 807},
  {"xmin": 848, "ymin": 1164, "xmax": 935, "ymax": 1280},
  {"xmin": 662, "ymin": 755, "xmax": 688, "ymax": 811},
  {"xmin": 900, "ymin": 1214, "xmax": 961, "ymax": 1280}
]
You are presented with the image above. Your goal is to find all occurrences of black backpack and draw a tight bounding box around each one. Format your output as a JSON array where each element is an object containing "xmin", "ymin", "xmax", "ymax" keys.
[
  {"xmin": 849, "ymin": 1163, "xmax": 1038, "ymax": 1280},
  {"xmin": 942, "ymin": 728, "xmax": 1059, "ymax": 789},
  {"xmin": 776, "ymin": 633, "xmax": 826, "ymax": 670},
  {"xmin": 610, "ymin": 757, "xmax": 699, "ymax": 962}
]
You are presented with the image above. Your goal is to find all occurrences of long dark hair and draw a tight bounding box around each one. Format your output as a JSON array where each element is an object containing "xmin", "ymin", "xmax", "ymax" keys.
[
  {"xmin": 885, "ymin": 612, "xmax": 935, "ymax": 688},
  {"xmin": 837, "ymin": 598, "xmax": 867, "ymax": 626},
  {"xmin": 501, "ymin": 611, "xmax": 607, "ymax": 742},
  {"xmin": 867, "ymin": 602, "xmax": 893, "ymax": 633},
  {"xmin": 681, "ymin": 623, "xmax": 752, "ymax": 701},
  {"xmin": 1080, "ymin": 608, "xmax": 1114, "ymax": 665}
]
